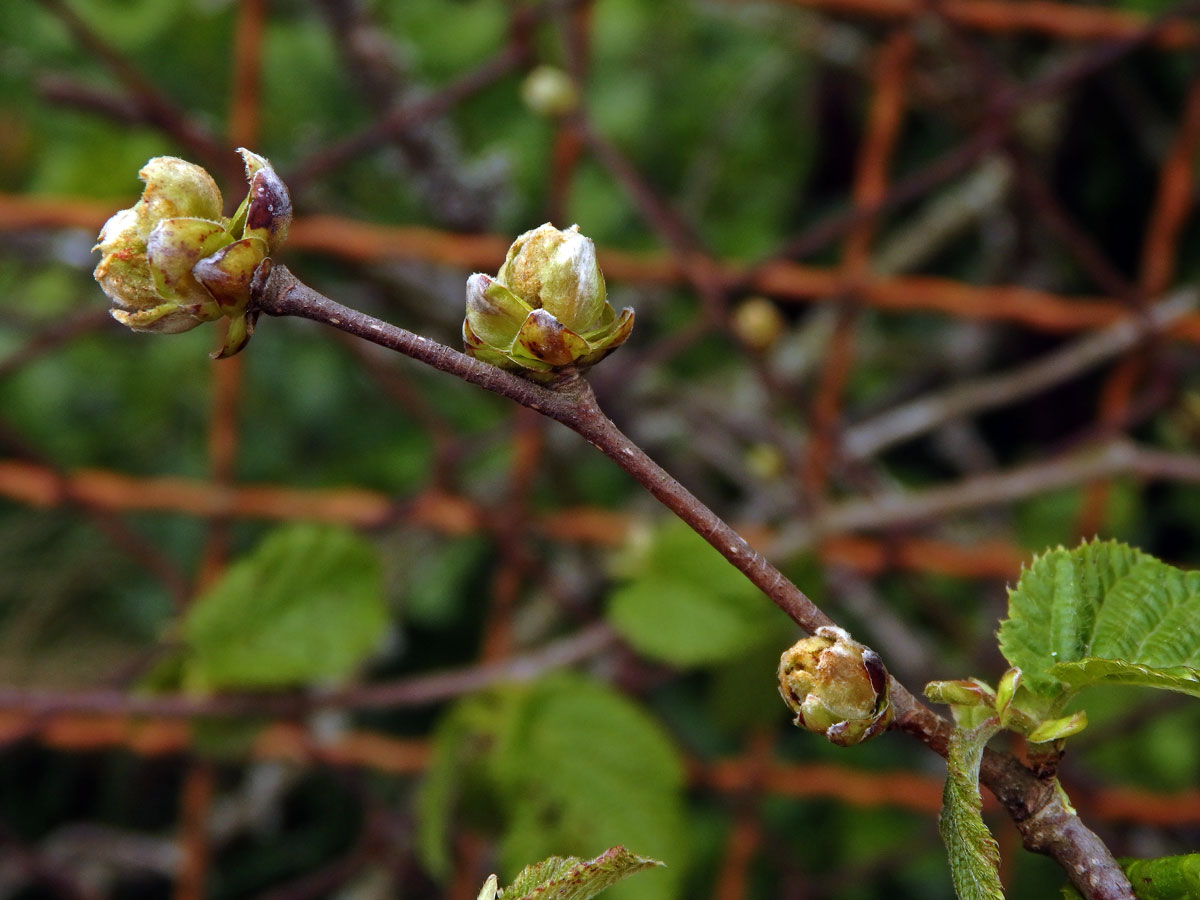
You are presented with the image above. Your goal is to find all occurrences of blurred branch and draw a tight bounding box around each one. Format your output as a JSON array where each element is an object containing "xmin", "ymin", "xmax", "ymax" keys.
[
  {"xmin": 34, "ymin": 0, "xmax": 236, "ymax": 184},
  {"xmin": 842, "ymin": 288, "xmax": 1197, "ymax": 459},
  {"xmin": 0, "ymin": 417, "xmax": 191, "ymax": 606},
  {"xmin": 5, "ymin": 197, "xmax": 1200, "ymax": 339},
  {"xmin": 0, "ymin": 822, "xmax": 102, "ymax": 900},
  {"xmin": 0, "ymin": 309, "xmax": 110, "ymax": 379},
  {"xmin": 761, "ymin": 0, "xmax": 1200, "ymax": 44},
  {"xmin": 0, "ymin": 457, "xmax": 1027, "ymax": 577},
  {"xmin": 747, "ymin": 0, "xmax": 1200, "ymax": 275},
  {"xmin": 782, "ymin": 438, "xmax": 1200, "ymax": 546},
  {"xmin": 310, "ymin": 0, "xmax": 506, "ymax": 229},
  {"xmin": 0, "ymin": 622, "xmax": 617, "ymax": 719}
]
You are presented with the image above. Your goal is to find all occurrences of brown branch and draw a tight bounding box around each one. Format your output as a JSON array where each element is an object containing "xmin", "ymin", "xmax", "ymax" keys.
[
  {"xmin": 246, "ymin": 262, "xmax": 1134, "ymax": 899},
  {"xmin": 745, "ymin": 0, "xmax": 1200, "ymax": 277},
  {"xmin": 763, "ymin": 0, "xmax": 1200, "ymax": 45},
  {"xmin": 250, "ymin": 262, "xmax": 833, "ymax": 636},
  {"xmin": 0, "ymin": 621, "xmax": 616, "ymax": 720}
]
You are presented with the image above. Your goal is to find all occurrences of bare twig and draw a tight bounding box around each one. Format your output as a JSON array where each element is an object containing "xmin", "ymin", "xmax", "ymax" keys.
[
  {"xmin": 0, "ymin": 621, "xmax": 617, "ymax": 719},
  {"xmin": 766, "ymin": 438, "xmax": 1200, "ymax": 554},
  {"xmin": 842, "ymin": 289, "xmax": 1197, "ymax": 459}
]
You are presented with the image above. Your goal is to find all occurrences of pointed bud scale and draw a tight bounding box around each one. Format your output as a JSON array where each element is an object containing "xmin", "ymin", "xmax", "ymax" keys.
[
  {"xmin": 234, "ymin": 148, "xmax": 292, "ymax": 252},
  {"xmin": 995, "ymin": 667, "xmax": 1022, "ymax": 718},
  {"xmin": 476, "ymin": 875, "xmax": 499, "ymax": 900},
  {"xmin": 924, "ymin": 678, "xmax": 997, "ymax": 709},
  {"xmin": 778, "ymin": 626, "xmax": 894, "ymax": 746},
  {"xmin": 94, "ymin": 149, "xmax": 291, "ymax": 355},
  {"xmin": 463, "ymin": 223, "xmax": 633, "ymax": 380},
  {"xmin": 1027, "ymin": 710, "xmax": 1088, "ymax": 744}
]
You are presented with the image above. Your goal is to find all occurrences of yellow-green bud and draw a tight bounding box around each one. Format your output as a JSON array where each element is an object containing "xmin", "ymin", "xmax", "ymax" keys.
[
  {"xmin": 93, "ymin": 148, "xmax": 291, "ymax": 358},
  {"xmin": 463, "ymin": 223, "xmax": 633, "ymax": 380},
  {"xmin": 778, "ymin": 626, "xmax": 894, "ymax": 746},
  {"xmin": 521, "ymin": 65, "xmax": 579, "ymax": 118},
  {"xmin": 730, "ymin": 296, "xmax": 785, "ymax": 352}
]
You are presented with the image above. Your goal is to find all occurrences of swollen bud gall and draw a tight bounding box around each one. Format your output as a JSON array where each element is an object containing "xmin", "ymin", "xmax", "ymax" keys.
[
  {"xmin": 93, "ymin": 148, "xmax": 291, "ymax": 358},
  {"xmin": 778, "ymin": 626, "xmax": 894, "ymax": 746},
  {"xmin": 463, "ymin": 223, "xmax": 633, "ymax": 380}
]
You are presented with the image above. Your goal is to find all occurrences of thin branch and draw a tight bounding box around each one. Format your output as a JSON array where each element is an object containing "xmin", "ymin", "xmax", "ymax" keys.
[
  {"xmin": 744, "ymin": 0, "xmax": 1200, "ymax": 277},
  {"xmin": 764, "ymin": 438, "xmax": 1200, "ymax": 557},
  {"xmin": 35, "ymin": 0, "xmax": 234, "ymax": 182},
  {"xmin": 250, "ymin": 263, "xmax": 833, "ymax": 637},
  {"xmin": 283, "ymin": 44, "xmax": 525, "ymax": 194},
  {"xmin": 842, "ymin": 288, "xmax": 1197, "ymax": 459},
  {"xmin": 0, "ymin": 622, "xmax": 617, "ymax": 719},
  {"xmin": 245, "ymin": 262, "xmax": 1134, "ymax": 899}
]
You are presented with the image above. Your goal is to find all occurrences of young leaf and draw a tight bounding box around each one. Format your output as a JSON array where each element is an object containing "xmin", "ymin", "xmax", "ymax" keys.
[
  {"xmin": 939, "ymin": 721, "xmax": 1005, "ymax": 900},
  {"xmin": 1049, "ymin": 659, "xmax": 1200, "ymax": 698},
  {"xmin": 998, "ymin": 541, "xmax": 1200, "ymax": 702},
  {"xmin": 606, "ymin": 520, "xmax": 778, "ymax": 666},
  {"xmin": 180, "ymin": 524, "xmax": 387, "ymax": 690},
  {"xmin": 1059, "ymin": 853, "xmax": 1200, "ymax": 899},
  {"xmin": 502, "ymin": 846, "xmax": 664, "ymax": 900}
]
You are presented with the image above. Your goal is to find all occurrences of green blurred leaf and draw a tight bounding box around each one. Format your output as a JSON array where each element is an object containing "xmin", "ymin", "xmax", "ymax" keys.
[
  {"xmin": 502, "ymin": 846, "xmax": 664, "ymax": 900},
  {"xmin": 399, "ymin": 534, "xmax": 489, "ymax": 628},
  {"xmin": 417, "ymin": 674, "xmax": 686, "ymax": 900},
  {"xmin": 1060, "ymin": 853, "xmax": 1200, "ymax": 899},
  {"xmin": 939, "ymin": 721, "xmax": 1005, "ymax": 900},
  {"xmin": 180, "ymin": 524, "xmax": 387, "ymax": 690},
  {"xmin": 607, "ymin": 520, "xmax": 778, "ymax": 666}
]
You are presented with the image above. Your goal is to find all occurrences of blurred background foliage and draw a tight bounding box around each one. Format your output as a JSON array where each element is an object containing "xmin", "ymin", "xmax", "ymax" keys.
[{"xmin": 1, "ymin": 0, "xmax": 1199, "ymax": 899}]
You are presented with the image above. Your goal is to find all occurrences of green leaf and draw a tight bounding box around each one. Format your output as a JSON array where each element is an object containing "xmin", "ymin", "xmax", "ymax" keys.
[
  {"xmin": 1060, "ymin": 853, "xmax": 1200, "ymax": 899},
  {"xmin": 417, "ymin": 674, "xmax": 685, "ymax": 900},
  {"xmin": 416, "ymin": 689, "xmax": 521, "ymax": 879},
  {"xmin": 494, "ymin": 675, "xmax": 685, "ymax": 900},
  {"xmin": 939, "ymin": 721, "xmax": 1005, "ymax": 900},
  {"xmin": 503, "ymin": 847, "xmax": 664, "ymax": 900},
  {"xmin": 998, "ymin": 540, "xmax": 1200, "ymax": 702},
  {"xmin": 607, "ymin": 520, "xmax": 777, "ymax": 666},
  {"xmin": 180, "ymin": 524, "xmax": 387, "ymax": 690},
  {"xmin": 1050, "ymin": 659, "xmax": 1200, "ymax": 697}
]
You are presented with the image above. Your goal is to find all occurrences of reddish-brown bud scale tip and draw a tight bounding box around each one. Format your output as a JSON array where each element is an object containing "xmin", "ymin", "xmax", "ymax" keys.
[{"xmin": 94, "ymin": 149, "xmax": 291, "ymax": 357}]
